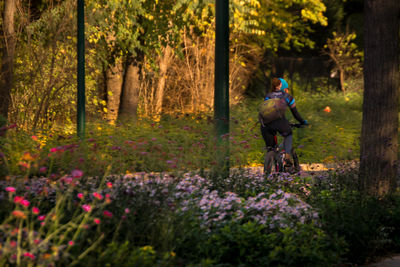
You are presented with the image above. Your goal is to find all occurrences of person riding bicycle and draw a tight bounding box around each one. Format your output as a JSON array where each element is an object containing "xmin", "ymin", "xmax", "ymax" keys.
[{"xmin": 259, "ymin": 77, "xmax": 308, "ymax": 170}]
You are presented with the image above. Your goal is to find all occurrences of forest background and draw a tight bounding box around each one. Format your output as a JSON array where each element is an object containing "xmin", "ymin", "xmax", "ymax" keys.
[{"xmin": 0, "ymin": 0, "xmax": 363, "ymax": 130}]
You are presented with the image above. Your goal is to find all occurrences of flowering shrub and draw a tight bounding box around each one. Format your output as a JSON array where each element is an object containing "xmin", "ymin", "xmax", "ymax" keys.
[
  {"xmin": 0, "ymin": 168, "xmax": 344, "ymax": 266},
  {"xmin": 173, "ymin": 172, "xmax": 318, "ymax": 231}
]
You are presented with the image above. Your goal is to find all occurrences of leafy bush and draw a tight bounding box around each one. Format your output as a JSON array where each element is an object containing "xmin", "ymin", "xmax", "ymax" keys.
[
  {"xmin": 84, "ymin": 242, "xmax": 176, "ymax": 267},
  {"xmin": 200, "ymin": 221, "xmax": 343, "ymax": 267},
  {"xmin": 307, "ymin": 165, "xmax": 400, "ymax": 264}
]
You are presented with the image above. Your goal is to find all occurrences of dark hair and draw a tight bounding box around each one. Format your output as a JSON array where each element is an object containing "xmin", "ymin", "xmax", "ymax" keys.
[{"xmin": 271, "ymin": 78, "xmax": 281, "ymax": 92}]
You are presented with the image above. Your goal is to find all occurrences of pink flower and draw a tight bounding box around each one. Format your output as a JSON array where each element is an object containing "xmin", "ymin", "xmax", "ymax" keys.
[
  {"xmin": 68, "ymin": 240, "xmax": 75, "ymax": 246},
  {"xmin": 106, "ymin": 182, "xmax": 113, "ymax": 188},
  {"xmin": 94, "ymin": 218, "xmax": 101, "ymax": 224},
  {"xmin": 124, "ymin": 208, "xmax": 130, "ymax": 214},
  {"xmin": 82, "ymin": 204, "xmax": 91, "ymax": 212},
  {"xmin": 38, "ymin": 215, "xmax": 46, "ymax": 221},
  {"xmin": 71, "ymin": 169, "xmax": 83, "ymax": 178},
  {"xmin": 21, "ymin": 199, "xmax": 30, "ymax": 207},
  {"xmin": 92, "ymin": 192, "xmax": 103, "ymax": 200},
  {"xmin": 77, "ymin": 193, "xmax": 84, "ymax": 199},
  {"xmin": 50, "ymin": 147, "xmax": 58, "ymax": 153},
  {"xmin": 23, "ymin": 252, "xmax": 35, "ymax": 260},
  {"xmin": 39, "ymin": 167, "xmax": 47, "ymax": 173},
  {"xmin": 5, "ymin": 187, "xmax": 16, "ymax": 192},
  {"xmin": 103, "ymin": 210, "xmax": 113, "ymax": 218},
  {"xmin": 13, "ymin": 196, "xmax": 24, "ymax": 204},
  {"xmin": 62, "ymin": 177, "xmax": 73, "ymax": 185},
  {"xmin": 32, "ymin": 207, "xmax": 40, "ymax": 214}
]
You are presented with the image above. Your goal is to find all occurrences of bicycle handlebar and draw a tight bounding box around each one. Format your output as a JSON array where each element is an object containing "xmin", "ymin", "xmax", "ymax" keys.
[{"xmin": 289, "ymin": 123, "xmax": 307, "ymax": 128}]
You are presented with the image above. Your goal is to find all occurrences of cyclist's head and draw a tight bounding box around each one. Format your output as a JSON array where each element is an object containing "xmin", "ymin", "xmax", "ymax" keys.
[
  {"xmin": 279, "ymin": 78, "xmax": 288, "ymax": 92},
  {"xmin": 271, "ymin": 78, "xmax": 281, "ymax": 91}
]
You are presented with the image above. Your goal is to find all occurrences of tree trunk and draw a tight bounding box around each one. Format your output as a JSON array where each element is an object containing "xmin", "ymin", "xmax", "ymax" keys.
[
  {"xmin": 119, "ymin": 60, "xmax": 140, "ymax": 123},
  {"xmin": 106, "ymin": 59, "xmax": 124, "ymax": 123},
  {"xmin": 359, "ymin": 0, "xmax": 400, "ymax": 196},
  {"xmin": 0, "ymin": 0, "xmax": 16, "ymax": 120},
  {"xmin": 154, "ymin": 45, "xmax": 173, "ymax": 120},
  {"xmin": 338, "ymin": 67, "xmax": 345, "ymax": 92}
]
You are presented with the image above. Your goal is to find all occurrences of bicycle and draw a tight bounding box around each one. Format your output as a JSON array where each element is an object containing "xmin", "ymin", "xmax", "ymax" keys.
[{"xmin": 263, "ymin": 123, "xmax": 305, "ymax": 175}]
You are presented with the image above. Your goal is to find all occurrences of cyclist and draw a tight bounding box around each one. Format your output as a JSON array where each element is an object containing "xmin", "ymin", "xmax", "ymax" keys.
[{"xmin": 259, "ymin": 77, "xmax": 308, "ymax": 170}]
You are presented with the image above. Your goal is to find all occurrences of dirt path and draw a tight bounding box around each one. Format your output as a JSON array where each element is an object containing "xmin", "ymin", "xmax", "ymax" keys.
[{"xmin": 362, "ymin": 255, "xmax": 400, "ymax": 267}]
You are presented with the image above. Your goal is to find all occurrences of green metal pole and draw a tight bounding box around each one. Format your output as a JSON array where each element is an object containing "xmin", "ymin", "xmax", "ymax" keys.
[
  {"xmin": 77, "ymin": 0, "xmax": 85, "ymax": 138},
  {"xmin": 214, "ymin": 0, "xmax": 230, "ymax": 174}
]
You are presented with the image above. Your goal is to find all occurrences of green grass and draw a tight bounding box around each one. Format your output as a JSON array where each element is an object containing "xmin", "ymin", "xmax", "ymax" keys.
[
  {"xmin": 231, "ymin": 89, "xmax": 363, "ymax": 164},
  {"xmin": 0, "ymin": 89, "xmax": 365, "ymax": 178}
]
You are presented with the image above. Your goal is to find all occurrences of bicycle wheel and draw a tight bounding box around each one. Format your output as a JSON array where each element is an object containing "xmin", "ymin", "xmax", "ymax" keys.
[{"xmin": 264, "ymin": 151, "xmax": 278, "ymax": 175}]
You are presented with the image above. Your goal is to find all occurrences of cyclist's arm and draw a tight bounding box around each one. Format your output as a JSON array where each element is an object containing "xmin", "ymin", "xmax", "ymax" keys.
[
  {"xmin": 290, "ymin": 106, "xmax": 306, "ymax": 124},
  {"xmin": 284, "ymin": 93, "xmax": 306, "ymax": 124}
]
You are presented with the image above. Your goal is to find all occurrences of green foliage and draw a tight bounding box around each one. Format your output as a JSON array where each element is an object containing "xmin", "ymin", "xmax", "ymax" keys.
[
  {"xmin": 230, "ymin": 0, "xmax": 328, "ymax": 51},
  {"xmin": 10, "ymin": 0, "xmax": 103, "ymax": 131},
  {"xmin": 200, "ymin": 221, "xmax": 342, "ymax": 266},
  {"xmin": 0, "ymin": 114, "xmax": 6, "ymax": 128},
  {"xmin": 323, "ymin": 31, "xmax": 364, "ymax": 86},
  {"xmin": 323, "ymin": 0, "xmax": 345, "ymax": 31},
  {"xmin": 308, "ymin": 167, "xmax": 400, "ymax": 264},
  {"xmin": 86, "ymin": 242, "xmax": 176, "ymax": 267},
  {"xmin": 86, "ymin": 0, "xmax": 191, "ymax": 64}
]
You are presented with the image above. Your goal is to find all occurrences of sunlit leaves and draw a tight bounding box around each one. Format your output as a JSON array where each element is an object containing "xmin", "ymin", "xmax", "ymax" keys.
[
  {"xmin": 232, "ymin": 0, "xmax": 328, "ymax": 51},
  {"xmin": 323, "ymin": 31, "xmax": 363, "ymax": 85},
  {"xmin": 86, "ymin": 0, "xmax": 144, "ymax": 61},
  {"xmin": 85, "ymin": 0, "xmax": 190, "ymax": 65}
]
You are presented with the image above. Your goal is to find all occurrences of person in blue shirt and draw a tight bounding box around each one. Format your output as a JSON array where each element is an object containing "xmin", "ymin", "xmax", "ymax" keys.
[{"xmin": 259, "ymin": 77, "xmax": 308, "ymax": 168}]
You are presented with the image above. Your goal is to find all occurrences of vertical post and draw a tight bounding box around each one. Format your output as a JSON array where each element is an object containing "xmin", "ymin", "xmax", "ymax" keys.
[
  {"xmin": 77, "ymin": 0, "xmax": 85, "ymax": 138},
  {"xmin": 214, "ymin": 0, "xmax": 230, "ymax": 175}
]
